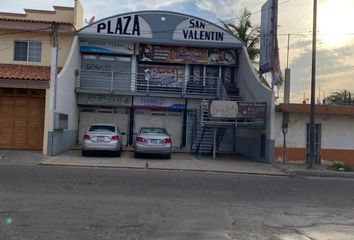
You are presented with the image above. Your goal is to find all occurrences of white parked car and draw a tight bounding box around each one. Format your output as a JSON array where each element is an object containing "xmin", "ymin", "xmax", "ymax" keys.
[
  {"xmin": 134, "ymin": 127, "xmax": 172, "ymax": 159},
  {"xmin": 82, "ymin": 123, "xmax": 124, "ymax": 157}
]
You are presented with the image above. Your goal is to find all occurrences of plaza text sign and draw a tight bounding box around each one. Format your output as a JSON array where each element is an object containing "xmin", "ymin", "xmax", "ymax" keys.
[
  {"xmin": 80, "ymin": 14, "xmax": 152, "ymax": 38},
  {"xmin": 173, "ymin": 18, "xmax": 238, "ymax": 44}
]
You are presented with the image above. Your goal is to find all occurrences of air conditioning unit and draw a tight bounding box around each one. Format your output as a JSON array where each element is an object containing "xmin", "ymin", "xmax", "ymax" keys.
[{"xmin": 54, "ymin": 113, "xmax": 68, "ymax": 130}]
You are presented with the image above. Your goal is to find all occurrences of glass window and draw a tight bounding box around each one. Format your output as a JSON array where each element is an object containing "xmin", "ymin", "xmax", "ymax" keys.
[
  {"xmin": 139, "ymin": 128, "xmax": 167, "ymax": 134},
  {"xmin": 89, "ymin": 125, "xmax": 116, "ymax": 132},
  {"xmin": 14, "ymin": 41, "xmax": 41, "ymax": 62}
]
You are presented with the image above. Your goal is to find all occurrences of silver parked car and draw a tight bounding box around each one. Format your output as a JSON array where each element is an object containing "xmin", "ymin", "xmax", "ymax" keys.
[
  {"xmin": 134, "ymin": 127, "xmax": 172, "ymax": 159},
  {"xmin": 82, "ymin": 123, "xmax": 124, "ymax": 157}
]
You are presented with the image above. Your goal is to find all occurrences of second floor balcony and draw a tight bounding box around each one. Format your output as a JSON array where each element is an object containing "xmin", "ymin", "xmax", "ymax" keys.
[{"xmin": 76, "ymin": 69, "xmax": 230, "ymax": 99}]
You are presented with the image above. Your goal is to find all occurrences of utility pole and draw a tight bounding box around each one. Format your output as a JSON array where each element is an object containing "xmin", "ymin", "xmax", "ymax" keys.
[
  {"xmin": 309, "ymin": 0, "xmax": 317, "ymax": 168},
  {"xmin": 282, "ymin": 33, "xmax": 291, "ymax": 164},
  {"xmin": 50, "ymin": 22, "xmax": 59, "ymax": 111}
]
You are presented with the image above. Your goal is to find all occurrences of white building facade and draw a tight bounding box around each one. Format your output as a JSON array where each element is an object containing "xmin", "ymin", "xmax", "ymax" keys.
[
  {"xmin": 275, "ymin": 103, "xmax": 354, "ymax": 165},
  {"xmin": 48, "ymin": 11, "xmax": 275, "ymax": 162}
]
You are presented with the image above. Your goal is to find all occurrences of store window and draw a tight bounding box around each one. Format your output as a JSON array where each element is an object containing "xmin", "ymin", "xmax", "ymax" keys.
[{"xmin": 14, "ymin": 41, "xmax": 41, "ymax": 62}]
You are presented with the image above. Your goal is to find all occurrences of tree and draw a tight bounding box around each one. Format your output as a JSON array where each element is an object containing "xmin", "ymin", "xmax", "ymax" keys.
[
  {"xmin": 323, "ymin": 89, "xmax": 354, "ymax": 105},
  {"xmin": 221, "ymin": 8, "xmax": 260, "ymax": 61}
]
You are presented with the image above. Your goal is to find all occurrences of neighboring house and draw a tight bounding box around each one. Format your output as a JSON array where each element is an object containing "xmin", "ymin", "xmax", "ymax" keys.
[
  {"xmin": 275, "ymin": 103, "xmax": 354, "ymax": 165},
  {"xmin": 0, "ymin": 1, "xmax": 83, "ymax": 153}
]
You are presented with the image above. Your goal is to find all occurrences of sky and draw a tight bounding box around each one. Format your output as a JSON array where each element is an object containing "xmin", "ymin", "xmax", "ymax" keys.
[{"xmin": 1, "ymin": 0, "xmax": 354, "ymax": 103}]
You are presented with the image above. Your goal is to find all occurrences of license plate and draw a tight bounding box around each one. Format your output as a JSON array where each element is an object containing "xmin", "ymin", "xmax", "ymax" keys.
[
  {"xmin": 97, "ymin": 136, "xmax": 105, "ymax": 141},
  {"xmin": 150, "ymin": 139, "xmax": 158, "ymax": 144}
]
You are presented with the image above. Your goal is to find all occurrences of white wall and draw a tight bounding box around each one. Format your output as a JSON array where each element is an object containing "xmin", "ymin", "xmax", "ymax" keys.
[
  {"xmin": 275, "ymin": 111, "xmax": 354, "ymax": 150},
  {"xmin": 55, "ymin": 36, "xmax": 80, "ymax": 131}
]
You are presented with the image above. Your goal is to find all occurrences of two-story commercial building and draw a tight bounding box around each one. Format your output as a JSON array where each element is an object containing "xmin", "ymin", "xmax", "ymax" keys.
[{"xmin": 48, "ymin": 10, "xmax": 275, "ymax": 162}]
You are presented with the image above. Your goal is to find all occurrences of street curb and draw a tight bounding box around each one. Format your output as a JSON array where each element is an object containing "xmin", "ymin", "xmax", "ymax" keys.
[
  {"xmin": 39, "ymin": 162, "xmax": 289, "ymax": 177},
  {"xmin": 287, "ymin": 170, "xmax": 354, "ymax": 179},
  {"xmin": 274, "ymin": 164, "xmax": 354, "ymax": 179}
]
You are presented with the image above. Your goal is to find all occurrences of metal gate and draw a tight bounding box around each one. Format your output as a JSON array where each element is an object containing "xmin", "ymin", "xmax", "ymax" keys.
[
  {"xmin": 78, "ymin": 106, "xmax": 129, "ymax": 145},
  {"xmin": 134, "ymin": 109, "xmax": 183, "ymax": 148}
]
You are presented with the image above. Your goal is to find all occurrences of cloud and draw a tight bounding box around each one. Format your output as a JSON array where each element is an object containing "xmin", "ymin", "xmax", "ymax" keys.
[
  {"xmin": 81, "ymin": 0, "xmax": 189, "ymax": 21},
  {"xmin": 285, "ymin": 41, "xmax": 354, "ymax": 103}
]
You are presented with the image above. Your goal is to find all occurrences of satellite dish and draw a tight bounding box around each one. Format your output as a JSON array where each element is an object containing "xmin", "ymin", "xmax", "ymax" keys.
[{"xmin": 88, "ymin": 16, "xmax": 95, "ymax": 25}]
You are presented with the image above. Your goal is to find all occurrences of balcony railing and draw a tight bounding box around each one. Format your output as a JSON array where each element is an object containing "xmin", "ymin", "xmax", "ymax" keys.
[
  {"xmin": 77, "ymin": 69, "xmax": 221, "ymax": 98},
  {"xmin": 200, "ymin": 100, "xmax": 267, "ymax": 128}
]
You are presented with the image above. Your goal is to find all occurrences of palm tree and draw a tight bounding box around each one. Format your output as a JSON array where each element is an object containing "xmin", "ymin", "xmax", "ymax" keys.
[{"xmin": 221, "ymin": 8, "xmax": 260, "ymax": 61}]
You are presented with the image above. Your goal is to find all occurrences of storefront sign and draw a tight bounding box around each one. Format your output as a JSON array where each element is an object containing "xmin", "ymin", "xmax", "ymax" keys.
[
  {"xmin": 139, "ymin": 45, "xmax": 237, "ymax": 65},
  {"xmin": 80, "ymin": 14, "xmax": 153, "ymax": 38},
  {"xmin": 134, "ymin": 97, "xmax": 186, "ymax": 110},
  {"xmin": 173, "ymin": 18, "xmax": 237, "ymax": 43},
  {"xmin": 80, "ymin": 40, "xmax": 134, "ymax": 55},
  {"xmin": 79, "ymin": 94, "xmax": 132, "ymax": 106},
  {"xmin": 137, "ymin": 64, "xmax": 185, "ymax": 88},
  {"xmin": 79, "ymin": 12, "xmax": 243, "ymax": 47},
  {"xmin": 209, "ymin": 101, "xmax": 238, "ymax": 118}
]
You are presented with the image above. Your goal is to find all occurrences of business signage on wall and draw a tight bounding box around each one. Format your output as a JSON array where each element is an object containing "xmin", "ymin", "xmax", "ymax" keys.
[
  {"xmin": 78, "ymin": 94, "xmax": 132, "ymax": 106},
  {"xmin": 79, "ymin": 40, "xmax": 134, "ymax": 55},
  {"xmin": 78, "ymin": 12, "xmax": 243, "ymax": 48},
  {"xmin": 173, "ymin": 18, "xmax": 239, "ymax": 44},
  {"xmin": 80, "ymin": 14, "xmax": 153, "ymax": 38},
  {"xmin": 209, "ymin": 100, "xmax": 238, "ymax": 118},
  {"xmin": 139, "ymin": 44, "xmax": 237, "ymax": 65},
  {"xmin": 137, "ymin": 64, "xmax": 185, "ymax": 88},
  {"xmin": 134, "ymin": 97, "xmax": 186, "ymax": 111}
]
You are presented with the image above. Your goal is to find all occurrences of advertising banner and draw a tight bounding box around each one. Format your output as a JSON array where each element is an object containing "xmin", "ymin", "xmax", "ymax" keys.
[
  {"xmin": 139, "ymin": 45, "xmax": 237, "ymax": 65},
  {"xmin": 137, "ymin": 64, "xmax": 185, "ymax": 88},
  {"xmin": 259, "ymin": 0, "xmax": 274, "ymax": 74}
]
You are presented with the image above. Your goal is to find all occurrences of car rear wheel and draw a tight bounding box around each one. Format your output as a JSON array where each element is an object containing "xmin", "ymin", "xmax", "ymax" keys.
[
  {"xmin": 164, "ymin": 153, "xmax": 171, "ymax": 159},
  {"xmin": 81, "ymin": 150, "xmax": 88, "ymax": 156},
  {"xmin": 134, "ymin": 152, "xmax": 141, "ymax": 158},
  {"xmin": 116, "ymin": 149, "xmax": 122, "ymax": 157}
]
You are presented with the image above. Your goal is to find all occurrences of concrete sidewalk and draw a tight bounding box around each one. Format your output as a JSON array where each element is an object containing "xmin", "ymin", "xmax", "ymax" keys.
[
  {"xmin": 0, "ymin": 149, "xmax": 45, "ymax": 165},
  {"xmin": 2, "ymin": 149, "xmax": 353, "ymax": 179},
  {"xmin": 40, "ymin": 150, "xmax": 287, "ymax": 176}
]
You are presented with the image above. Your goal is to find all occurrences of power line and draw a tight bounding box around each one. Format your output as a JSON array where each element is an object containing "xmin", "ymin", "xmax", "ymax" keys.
[
  {"xmin": 0, "ymin": 26, "xmax": 52, "ymax": 36},
  {"xmin": 219, "ymin": 0, "xmax": 294, "ymax": 25}
]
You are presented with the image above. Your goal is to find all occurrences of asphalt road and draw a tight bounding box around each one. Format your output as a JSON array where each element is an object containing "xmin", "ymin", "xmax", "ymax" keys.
[{"xmin": 0, "ymin": 165, "xmax": 354, "ymax": 240}]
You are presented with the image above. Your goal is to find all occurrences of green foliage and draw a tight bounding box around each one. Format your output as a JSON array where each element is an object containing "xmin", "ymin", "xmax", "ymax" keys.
[
  {"xmin": 327, "ymin": 162, "xmax": 353, "ymax": 172},
  {"xmin": 221, "ymin": 9, "xmax": 284, "ymax": 88},
  {"xmin": 323, "ymin": 89, "xmax": 354, "ymax": 105},
  {"xmin": 221, "ymin": 9, "xmax": 260, "ymax": 61}
]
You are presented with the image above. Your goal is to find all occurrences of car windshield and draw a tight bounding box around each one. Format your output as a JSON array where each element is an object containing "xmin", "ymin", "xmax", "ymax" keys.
[
  {"xmin": 89, "ymin": 125, "xmax": 115, "ymax": 132},
  {"xmin": 140, "ymin": 128, "xmax": 167, "ymax": 135}
]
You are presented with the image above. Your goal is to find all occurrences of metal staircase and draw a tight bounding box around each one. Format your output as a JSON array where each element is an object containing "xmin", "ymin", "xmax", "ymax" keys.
[
  {"xmin": 191, "ymin": 98, "xmax": 235, "ymax": 155},
  {"xmin": 190, "ymin": 82, "xmax": 266, "ymax": 156}
]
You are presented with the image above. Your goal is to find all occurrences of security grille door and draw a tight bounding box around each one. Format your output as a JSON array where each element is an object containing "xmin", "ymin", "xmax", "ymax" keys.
[
  {"xmin": 134, "ymin": 109, "xmax": 183, "ymax": 148},
  {"xmin": 79, "ymin": 107, "xmax": 129, "ymax": 145}
]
